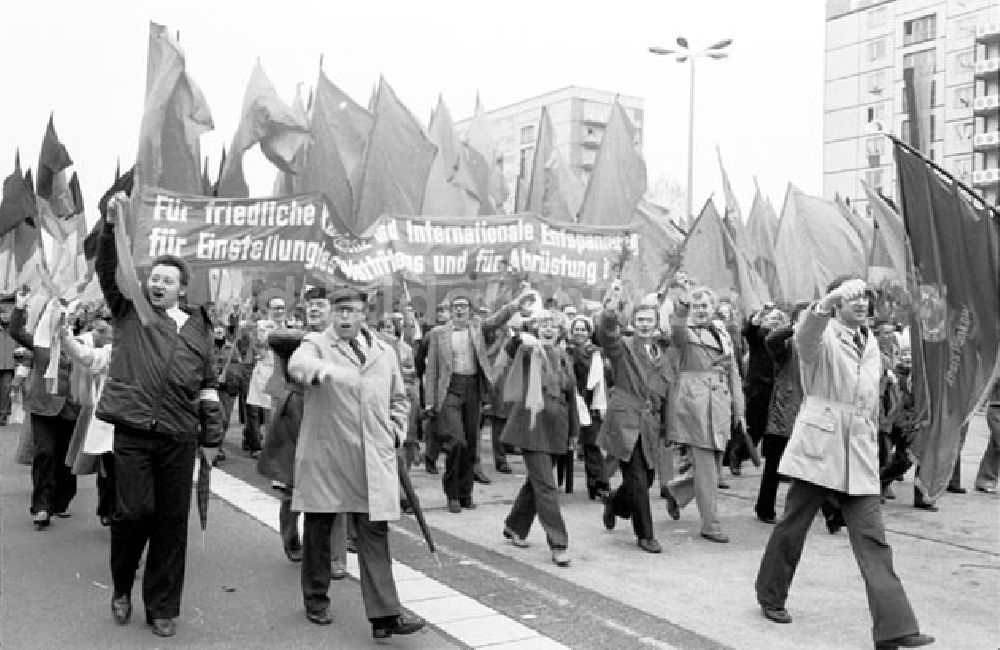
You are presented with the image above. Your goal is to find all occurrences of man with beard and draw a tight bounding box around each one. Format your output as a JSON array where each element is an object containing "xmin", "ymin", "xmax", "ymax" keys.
[{"xmin": 755, "ymin": 277, "xmax": 932, "ymax": 650}]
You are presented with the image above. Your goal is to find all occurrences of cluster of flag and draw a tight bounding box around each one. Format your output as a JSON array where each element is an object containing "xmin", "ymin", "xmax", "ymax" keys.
[{"xmin": 0, "ymin": 117, "xmax": 102, "ymax": 300}]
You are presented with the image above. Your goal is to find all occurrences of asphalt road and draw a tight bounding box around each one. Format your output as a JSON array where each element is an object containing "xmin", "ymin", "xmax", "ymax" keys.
[{"xmin": 2, "ymin": 412, "xmax": 997, "ymax": 649}]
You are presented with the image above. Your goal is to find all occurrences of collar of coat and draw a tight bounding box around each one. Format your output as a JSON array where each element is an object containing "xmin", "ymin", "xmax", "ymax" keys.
[
  {"xmin": 321, "ymin": 326, "xmax": 389, "ymax": 367},
  {"xmin": 830, "ymin": 319, "xmax": 873, "ymax": 357}
]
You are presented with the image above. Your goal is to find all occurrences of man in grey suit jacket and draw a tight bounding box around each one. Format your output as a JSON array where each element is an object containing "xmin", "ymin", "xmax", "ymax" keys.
[{"xmin": 424, "ymin": 292, "xmax": 523, "ymax": 513}]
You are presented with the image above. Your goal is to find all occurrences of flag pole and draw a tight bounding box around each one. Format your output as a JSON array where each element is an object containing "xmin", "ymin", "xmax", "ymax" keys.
[{"xmin": 883, "ymin": 133, "xmax": 997, "ymax": 215}]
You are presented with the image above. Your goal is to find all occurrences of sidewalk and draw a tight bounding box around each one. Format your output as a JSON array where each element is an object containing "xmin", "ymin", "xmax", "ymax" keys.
[
  {"xmin": 0, "ymin": 427, "xmax": 455, "ymax": 649},
  {"xmin": 412, "ymin": 413, "xmax": 1000, "ymax": 649}
]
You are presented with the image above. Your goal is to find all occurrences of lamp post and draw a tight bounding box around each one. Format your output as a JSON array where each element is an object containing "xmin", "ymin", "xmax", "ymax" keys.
[{"xmin": 649, "ymin": 37, "xmax": 733, "ymax": 223}]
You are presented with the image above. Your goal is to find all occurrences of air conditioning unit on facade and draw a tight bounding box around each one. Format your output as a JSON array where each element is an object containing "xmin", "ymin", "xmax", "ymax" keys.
[
  {"xmin": 972, "ymin": 169, "xmax": 1000, "ymax": 185},
  {"xmin": 973, "ymin": 131, "xmax": 1000, "ymax": 148}
]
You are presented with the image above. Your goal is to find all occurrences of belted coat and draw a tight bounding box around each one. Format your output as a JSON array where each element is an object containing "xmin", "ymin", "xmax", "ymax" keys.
[
  {"xmin": 667, "ymin": 317, "xmax": 745, "ymax": 451},
  {"xmin": 778, "ymin": 307, "xmax": 882, "ymax": 495}
]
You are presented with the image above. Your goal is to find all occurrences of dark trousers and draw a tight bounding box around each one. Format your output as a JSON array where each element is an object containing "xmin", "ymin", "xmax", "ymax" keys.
[
  {"xmin": 581, "ymin": 414, "xmax": 608, "ymax": 492},
  {"xmin": 505, "ymin": 450, "xmax": 568, "ymax": 550},
  {"xmin": 244, "ymin": 406, "xmax": 267, "ymax": 452},
  {"xmin": 440, "ymin": 375, "xmax": 481, "ymax": 501},
  {"xmin": 219, "ymin": 391, "xmax": 236, "ymax": 436},
  {"xmin": 280, "ymin": 488, "xmax": 301, "ymax": 554},
  {"xmin": 487, "ymin": 415, "xmax": 509, "ymax": 468},
  {"xmin": 424, "ymin": 413, "xmax": 442, "ymax": 462},
  {"xmin": 302, "ymin": 512, "xmax": 400, "ymax": 620},
  {"xmin": 608, "ymin": 440, "xmax": 655, "ymax": 541},
  {"xmin": 745, "ymin": 382, "xmax": 773, "ymax": 445},
  {"xmin": 755, "ymin": 436, "xmax": 789, "ymax": 520},
  {"xmin": 97, "ymin": 452, "xmax": 117, "ymax": 518},
  {"xmin": 30, "ymin": 413, "xmax": 77, "ymax": 515},
  {"xmin": 756, "ymin": 479, "xmax": 920, "ymax": 643},
  {"xmin": 110, "ymin": 429, "xmax": 197, "ymax": 620},
  {"xmin": 0, "ymin": 369, "xmax": 14, "ymax": 419}
]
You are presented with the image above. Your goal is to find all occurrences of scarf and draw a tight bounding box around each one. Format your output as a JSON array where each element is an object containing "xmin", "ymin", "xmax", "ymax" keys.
[
  {"xmin": 504, "ymin": 336, "xmax": 566, "ymax": 429},
  {"xmin": 33, "ymin": 298, "xmax": 63, "ymax": 394}
]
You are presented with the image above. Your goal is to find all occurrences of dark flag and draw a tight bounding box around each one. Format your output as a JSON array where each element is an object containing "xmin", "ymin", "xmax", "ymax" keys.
[
  {"xmin": 0, "ymin": 152, "xmax": 37, "ymax": 236},
  {"xmin": 36, "ymin": 115, "xmax": 73, "ymax": 200},
  {"xmin": 894, "ymin": 139, "xmax": 1000, "ymax": 502}
]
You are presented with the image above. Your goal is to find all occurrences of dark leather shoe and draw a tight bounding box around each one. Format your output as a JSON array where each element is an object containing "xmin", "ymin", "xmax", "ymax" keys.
[
  {"xmin": 717, "ymin": 480, "xmax": 731, "ymax": 489},
  {"xmin": 306, "ymin": 608, "xmax": 332, "ymax": 625},
  {"xmin": 284, "ymin": 545, "xmax": 303, "ymax": 563},
  {"xmin": 946, "ymin": 486, "xmax": 966, "ymax": 494},
  {"xmin": 756, "ymin": 512, "xmax": 777, "ymax": 525},
  {"xmin": 665, "ymin": 493, "xmax": 680, "ymax": 520},
  {"xmin": 913, "ymin": 501, "xmax": 939, "ymax": 512},
  {"xmin": 496, "ymin": 462, "xmax": 512, "ymax": 474},
  {"xmin": 111, "ymin": 593, "xmax": 132, "ymax": 625},
  {"xmin": 372, "ymin": 614, "xmax": 425, "ymax": 639},
  {"xmin": 874, "ymin": 632, "xmax": 935, "ymax": 649},
  {"xmin": 761, "ymin": 604, "xmax": 792, "ymax": 624},
  {"xmin": 637, "ymin": 538, "xmax": 662, "ymax": 553},
  {"xmin": 503, "ymin": 526, "xmax": 529, "ymax": 548},
  {"xmin": 150, "ymin": 618, "xmax": 176, "ymax": 637},
  {"xmin": 473, "ymin": 469, "xmax": 492, "ymax": 484},
  {"xmin": 700, "ymin": 531, "xmax": 730, "ymax": 543},
  {"xmin": 601, "ymin": 495, "xmax": 616, "ymax": 531},
  {"xmin": 459, "ymin": 498, "xmax": 477, "ymax": 509},
  {"xmin": 424, "ymin": 457, "xmax": 438, "ymax": 474},
  {"xmin": 447, "ymin": 499, "xmax": 462, "ymax": 514}
]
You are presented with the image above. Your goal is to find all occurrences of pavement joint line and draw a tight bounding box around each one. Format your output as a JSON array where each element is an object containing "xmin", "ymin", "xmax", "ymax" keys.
[{"xmin": 207, "ymin": 466, "xmax": 568, "ymax": 650}]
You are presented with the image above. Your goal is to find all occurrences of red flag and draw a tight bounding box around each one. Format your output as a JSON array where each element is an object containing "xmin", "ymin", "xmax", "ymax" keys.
[
  {"xmin": 298, "ymin": 71, "xmax": 373, "ymax": 224},
  {"xmin": 678, "ymin": 198, "xmax": 769, "ymax": 309},
  {"xmin": 217, "ymin": 59, "xmax": 310, "ymax": 198},
  {"xmin": 465, "ymin": 93, "xmax": 507, "ymax": 213},
  {"xmin": 353, "ymin": 77, "xmax": 436, "ymax": 234},
  {"xmin": 422, "ymin": 95, "xmax": 479, "ymax": 216},
  {"xmin": 0, "ymin": 152, "xmax": 37, "ymax": 236},
  {"xmin": 578, "ymin": 100, "xmax": 646, "ymax": 226},
  {"xmin": 717, "ymin": 146, "xmax": 748, "ymax": 248},
  {"xmin": 894, "ymin": 140, "xmax": 1000, "ymax": 501},
  {"xmin": 773, "ymin": 184, "xmax": 867, "ymax": 301},
  {"xmin": 745, "ymin": 178, "xmax": 781, "ymax": 300},
  {"xmin": 36, "ymin": 115, "xmax": 73, "ymax": 201}
]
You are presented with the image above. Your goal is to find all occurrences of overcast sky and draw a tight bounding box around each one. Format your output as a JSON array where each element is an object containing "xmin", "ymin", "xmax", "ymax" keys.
[{"xmin": 0, "ymin": 0, "xmax": 825, "ymax": 224}]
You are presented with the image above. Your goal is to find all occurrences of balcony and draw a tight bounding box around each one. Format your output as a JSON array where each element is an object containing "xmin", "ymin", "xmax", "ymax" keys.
[
  {"xmin": 581, "ymin": 133, "xmax": 602, "ymax": 148},
  {"xmin": 975, "ymin": 57, "xmax": 1000, "ymax": 79},
  {"xmin": 974, "ymin": 131, "xmax": 1000, "ymax": 152},
  {"xmin": 972, "ymin": 168, "xmax": 1000, "ymax": 187},
  {"xmin": 973, "ymin": 94, "xmax": 1000, "ymax": 114},
  {"xmin": 976, "ymin": 21, "xmax": 1000, "ymax": 44}
]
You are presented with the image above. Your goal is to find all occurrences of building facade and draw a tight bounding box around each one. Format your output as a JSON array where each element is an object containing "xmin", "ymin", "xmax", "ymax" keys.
[
  {"xmin": 823, "ymin": 0, "xmax": 999, "ymax": 211},
  {"xmin": 454, "ymin": 86, "xmax": 644, "ymax": 213}
]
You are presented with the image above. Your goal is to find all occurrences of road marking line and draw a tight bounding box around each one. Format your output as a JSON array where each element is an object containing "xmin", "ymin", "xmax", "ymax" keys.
[{"xmin": 208, "ymin": 468, "xmax": 569, "ymax": 650}]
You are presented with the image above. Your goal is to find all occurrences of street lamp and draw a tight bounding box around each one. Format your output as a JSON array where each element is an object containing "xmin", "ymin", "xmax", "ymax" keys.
[{"xmin": 649, "ymin": 37, "xmax": 733, "ymax": 223}]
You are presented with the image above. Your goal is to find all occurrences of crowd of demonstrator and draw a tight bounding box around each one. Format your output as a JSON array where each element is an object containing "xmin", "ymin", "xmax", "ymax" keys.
[{"xmin": 8, "ymin": 191, "xmax": 998, "ymax": 648}]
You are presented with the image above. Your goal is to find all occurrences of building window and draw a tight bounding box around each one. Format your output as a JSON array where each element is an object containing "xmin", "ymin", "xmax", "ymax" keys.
[
  {"xmin": 865, "ymin": 169, "xmax": 884, "ymax": 192},
  {"xmin": 900, "ymin": 79, "xmax": 936, "ymax": 112},
  {"xmin": 867, "ymin": 104, "xmax": 885, "ymax": 124},
  {"xmin": 903, "ymin": 14, "xmax": 937, "ymax": 46},
  {"xmin": 900, "ymin": 119, "xmax": 911, "ymax": 144},
  {"xmin": 955, "ymin": 51, "xmax": 974, "ymax": 71},
  {"xmin": 866, "ymin": 137, "xmax": 883, "ymax": 167},
  {"xmin": 903, "ymin": 49, "xmax": 935, "ymax": 72},
  {"xmin": 951, "ymin": 156, "xmax": 972, "ymax": 184},
  {"xmin": 953, "ymin": 121, "xmax": 974, "ymax": 142},
  {"xmin": 867, "ymin": 6, "xmax": 887, "ymax": 28},
  {"xmin": 866, "ymin": 39, "xmax": 886, "ymax": 62},
  {"xmin": 867, "ymin": 71, "xmax": 886, "ymax": 95},
  {"xmin": 953, "ymin": 86, "xmax": 973, "ymax": 109},
  {"xmin": 629, "ymin": 108, "xmax": 642, "ymax": 126},
  {"xmin": 520, "ymin": 125, "xmax": 535, "ymax": 146},
  {"xmin": 519, "ymin": 147, "xmax": 533, "ymax": 177}
]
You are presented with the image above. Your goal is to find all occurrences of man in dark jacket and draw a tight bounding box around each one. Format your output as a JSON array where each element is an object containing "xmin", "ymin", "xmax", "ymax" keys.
[{"xmin": 98, "ymin": 192, "xmax": 224, "ymax": 639}]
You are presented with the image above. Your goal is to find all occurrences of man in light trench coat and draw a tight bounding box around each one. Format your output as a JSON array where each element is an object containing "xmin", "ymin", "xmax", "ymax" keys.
[
  {"xmin": 755, "ymin": 277, "xmax": 933, "ymax": 650},
  {"xmin": 287, "ymin": 287, "xmax": 424, "ymax": 639}
]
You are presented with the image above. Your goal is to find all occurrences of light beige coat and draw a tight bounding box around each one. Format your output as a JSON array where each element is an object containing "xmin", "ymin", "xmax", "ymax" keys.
[
  {"xmin": 288, "ymin": 327, "xmax": 408, "ymax": 520},
  {"xmin": 778, "ymin": 308, "xmax": 882, "ymax": 495}
]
